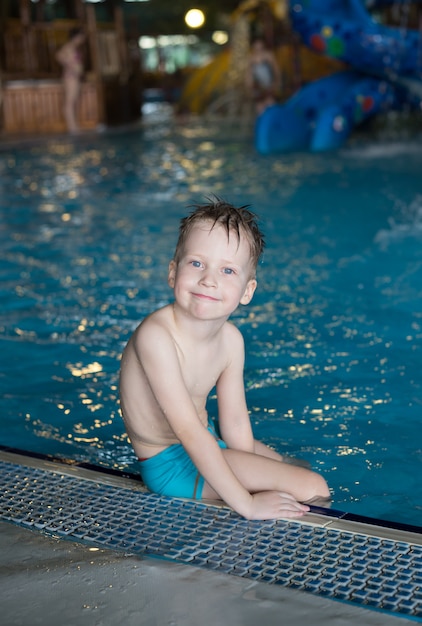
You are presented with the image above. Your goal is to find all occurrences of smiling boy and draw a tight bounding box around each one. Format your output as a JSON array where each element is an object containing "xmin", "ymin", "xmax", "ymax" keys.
[{"xmin": 119, "ymin": 200, "xmax": 330, "ymax": 520}]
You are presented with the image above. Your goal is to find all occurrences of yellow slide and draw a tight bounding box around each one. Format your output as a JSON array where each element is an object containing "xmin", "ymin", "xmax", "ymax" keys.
[{"xmin": 178, "ymin": 50, "xmax": 231, "ymax": 114}]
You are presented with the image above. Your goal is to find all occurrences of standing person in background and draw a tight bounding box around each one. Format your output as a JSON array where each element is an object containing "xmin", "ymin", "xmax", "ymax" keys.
[
  {"xmin": 56, "ymin": 28, "xmax": 86, "ymax": 134},
  {"xmin": 246, "ymin": 38, "xmax": 281, "ymax": 115}
]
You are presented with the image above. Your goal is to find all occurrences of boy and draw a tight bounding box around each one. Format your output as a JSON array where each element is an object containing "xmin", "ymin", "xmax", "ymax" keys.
[{"xmin": 119, "ymin": 200, "xmax": 330, "ymax": 520}]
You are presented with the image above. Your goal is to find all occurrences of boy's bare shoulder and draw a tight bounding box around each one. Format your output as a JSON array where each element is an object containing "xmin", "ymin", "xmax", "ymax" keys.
[
  {"xmin": 222, "ymin": 320, "xmax": 245, "ymax": 348},
  {"xmin": 132, "ymin": 305, "xmax": 173, "ymax": 345},
  {"xmin": 215, "ymin": 322, "xmax": 245, "ymax": 373}
]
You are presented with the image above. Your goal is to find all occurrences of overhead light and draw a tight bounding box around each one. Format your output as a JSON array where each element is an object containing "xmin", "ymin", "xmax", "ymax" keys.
[
  {"xmin": 212, "ymin": 31, "xmax": 228, "ymax": 45},
  {"xmin": 185, "ymin": 9, "xmax": 205, "ymax": 29}
]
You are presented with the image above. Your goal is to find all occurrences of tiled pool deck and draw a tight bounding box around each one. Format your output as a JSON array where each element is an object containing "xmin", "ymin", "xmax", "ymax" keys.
[{"xmin": 1, "ymin": 449, "xmax": 421, "ymax": 625}]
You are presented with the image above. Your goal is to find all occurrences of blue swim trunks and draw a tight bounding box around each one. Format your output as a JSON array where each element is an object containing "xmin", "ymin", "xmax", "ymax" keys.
[{"xmin": 138, "ymin": 426, "xmax": 227, "ymax": 499}]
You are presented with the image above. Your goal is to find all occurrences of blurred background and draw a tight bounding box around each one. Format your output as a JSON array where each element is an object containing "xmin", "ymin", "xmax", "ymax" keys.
[
  {"xmin": 5, "ymin": 0, "xmax": 419, "ymax": 135},
  {"xmin": 0, "ymin": 0, "xmax": 386, "ymax": 134}
]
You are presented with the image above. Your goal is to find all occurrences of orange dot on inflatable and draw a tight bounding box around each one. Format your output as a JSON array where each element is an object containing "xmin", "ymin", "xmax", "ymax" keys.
[
  {"xmin": 362, "ymin": 96, "xmax": 374, "ymax": 112},
  {"xmin": 310, "ymin": 34, "xmax": 326, "ymax": 53}
]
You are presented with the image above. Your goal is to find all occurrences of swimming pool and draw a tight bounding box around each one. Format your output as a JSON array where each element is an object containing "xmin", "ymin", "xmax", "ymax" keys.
[{"xmin": 1, "ymin": 113, "xmax": 421, "ymax": 527}]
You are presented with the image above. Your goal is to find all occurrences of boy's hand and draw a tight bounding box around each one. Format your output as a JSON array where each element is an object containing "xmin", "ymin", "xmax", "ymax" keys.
[{"xmin": 246, "ymin": 491, "xmax": 310, "ymax": 520}]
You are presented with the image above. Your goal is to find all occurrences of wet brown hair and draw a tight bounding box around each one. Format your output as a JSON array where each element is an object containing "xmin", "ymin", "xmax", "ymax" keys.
[{"xmin": 173, "ymin": 199, "xmax": 265, "ymax": 275}]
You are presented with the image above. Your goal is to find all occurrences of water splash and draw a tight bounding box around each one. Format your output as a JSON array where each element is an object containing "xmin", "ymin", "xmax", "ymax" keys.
[{"xmin": 374, "ymin": 194, "xmax": 422, "ymax": 248}]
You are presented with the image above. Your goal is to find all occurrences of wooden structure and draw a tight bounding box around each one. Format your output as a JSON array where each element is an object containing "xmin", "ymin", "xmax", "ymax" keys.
[{"xmin": 0, "ymin": 0, "xmax": 141, "ymax": 134}]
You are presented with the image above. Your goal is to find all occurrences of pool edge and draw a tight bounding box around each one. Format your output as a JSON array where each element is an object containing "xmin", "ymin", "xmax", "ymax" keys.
[{"xmin": 1, "ymin": 446, "xmax": 420, "ymax": 547}]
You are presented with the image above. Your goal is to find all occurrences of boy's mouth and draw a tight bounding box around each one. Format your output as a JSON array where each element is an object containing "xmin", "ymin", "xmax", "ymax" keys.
[{"xmin": 192, "ymin": 292, "xmax": 219, "ymax": 302}]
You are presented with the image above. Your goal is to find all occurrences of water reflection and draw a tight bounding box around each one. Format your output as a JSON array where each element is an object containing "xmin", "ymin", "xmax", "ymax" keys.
[{"xmin": 0, "ymin": 120, "xmax": 421, "ymax": 523}]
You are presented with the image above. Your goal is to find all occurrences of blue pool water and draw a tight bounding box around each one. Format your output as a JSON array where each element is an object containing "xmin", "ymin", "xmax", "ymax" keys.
[{"xmin": 1, "ymin": 115, "xmax": 421, "ymax": 527}]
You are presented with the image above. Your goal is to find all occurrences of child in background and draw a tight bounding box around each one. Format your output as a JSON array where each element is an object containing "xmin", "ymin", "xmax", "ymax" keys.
[
  {"xmin": 56, "ymin": 28, "xmax": 85, "ymax": 134},
  {"xmin": 246, "ymin": 38, "xmax": 281, "ymax": 114}
]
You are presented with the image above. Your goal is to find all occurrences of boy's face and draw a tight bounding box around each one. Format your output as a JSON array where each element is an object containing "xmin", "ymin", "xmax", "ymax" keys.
[{"xmin": 168, "ymin": 221, "xmax": 257, "ymax": 321}]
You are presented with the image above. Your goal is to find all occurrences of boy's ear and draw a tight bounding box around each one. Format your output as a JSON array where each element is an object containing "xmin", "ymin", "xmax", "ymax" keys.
[
  {"xmin": 240, "ymin": 278, "xmax": 257, "ymax": 305},
  {"xmin": 168, "ymin": 260, "xmax": 176, "ymax": 288}
]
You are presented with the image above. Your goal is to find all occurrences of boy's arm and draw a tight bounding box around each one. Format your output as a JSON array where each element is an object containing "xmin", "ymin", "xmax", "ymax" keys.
[
  {"xmin": 217, "ymin": 326, "xmax": 285, "ymax": 461},
  {"xmin": 216, "ymin": 324, "xmax": 255, "ymax": 451}
]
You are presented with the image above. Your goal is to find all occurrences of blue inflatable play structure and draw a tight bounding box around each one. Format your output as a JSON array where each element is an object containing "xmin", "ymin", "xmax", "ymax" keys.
[{"xmin": 255, "ymin": 0, "xmax": 422, "ymax": 153}]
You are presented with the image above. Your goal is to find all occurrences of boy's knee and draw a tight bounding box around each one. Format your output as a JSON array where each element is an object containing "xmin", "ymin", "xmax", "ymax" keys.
[{"xmin": 305, "ymin": 471, "xmax": 330, "ymax": 502}]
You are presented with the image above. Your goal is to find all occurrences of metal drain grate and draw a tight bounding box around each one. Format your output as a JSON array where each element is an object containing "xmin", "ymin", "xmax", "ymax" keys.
[{"xmin": 1, "ymin": 458, "xmax": 421, "ymax": 618}]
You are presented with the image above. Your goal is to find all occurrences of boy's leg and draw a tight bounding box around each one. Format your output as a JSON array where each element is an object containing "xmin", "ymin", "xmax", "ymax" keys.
[
  {"xmin": 253, "ymin": 439, "xmax": 284, "ymax": 461},
  {"xmin": 202, "ymin": 448, "xmax": 330, "ymax": 504},
  {"xmin": 254, "ymin": 439, "xmax": 312, "ymax": 469}
]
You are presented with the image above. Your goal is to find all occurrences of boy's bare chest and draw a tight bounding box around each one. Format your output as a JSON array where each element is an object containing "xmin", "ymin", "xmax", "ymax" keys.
[{"xmin": 179, "ymin": 346, "xmax": 225, "ymax": 395}]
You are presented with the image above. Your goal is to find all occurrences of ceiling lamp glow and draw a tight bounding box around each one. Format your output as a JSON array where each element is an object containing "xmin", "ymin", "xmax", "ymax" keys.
[
  {"xmin": 185, "ymin": 9, "xmax": 205, "ymax": 29},
  {"xmin": 212, "ymin": 31, "xmax": 228, "ymax": 45}
]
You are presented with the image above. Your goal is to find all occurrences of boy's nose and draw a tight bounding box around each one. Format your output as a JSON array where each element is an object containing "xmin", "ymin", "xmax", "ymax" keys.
[{"xmin": 199, "ymin": 269, "xmax": 217, "ymax": 287}]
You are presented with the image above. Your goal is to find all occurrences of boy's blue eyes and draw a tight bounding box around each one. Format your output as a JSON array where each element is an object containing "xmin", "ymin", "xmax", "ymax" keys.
[{"xmin": 190, "ymin": 261, "xmax": 235, "ymax": 274}]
